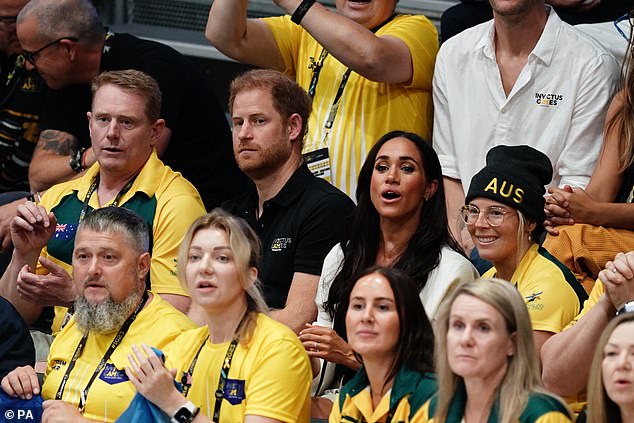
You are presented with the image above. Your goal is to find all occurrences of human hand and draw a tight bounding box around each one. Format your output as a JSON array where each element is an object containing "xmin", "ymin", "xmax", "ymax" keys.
[
  {"xmin": 299, "ymin": 324, "xmax": 359, "ymax": 369},
  {"xmin": 42, "ymin": 400, "xmax": 87, "ymax": 423},
  {"xmin": 125, "ymin": 344, "xmax": 184, "ymax": 416},
  {"xmin": 1, "ymin": 366, "xmax": 39, "ymax": 400},
  {"xmin": 599, "ymin": 251, "xmax": 634, "ymax": 310},
  {"xmin": 0, "ymin": 199, "xmax": 24, "ymax": 251},
  {"xmin": 10, "ymin": 202, "xmax": 55, "ymax": 257},
  {"xmin": 16, "ymin": 257, "xmax": 75, "ymax": 307}
]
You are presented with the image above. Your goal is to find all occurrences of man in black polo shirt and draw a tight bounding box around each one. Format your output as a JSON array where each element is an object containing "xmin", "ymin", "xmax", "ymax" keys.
[
  {"xmin": 15, "ymin": 0, "xmax": 247, "ymax": 209},
  {"xmin": 223, "ymin": 69, "xmax": 354, "ymax": 333}
]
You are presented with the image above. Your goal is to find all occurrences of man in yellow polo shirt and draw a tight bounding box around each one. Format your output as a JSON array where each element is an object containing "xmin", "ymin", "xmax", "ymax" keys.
[{"xmin": 1, "ymin": 207, "xmax": 195, "ymax": 422}]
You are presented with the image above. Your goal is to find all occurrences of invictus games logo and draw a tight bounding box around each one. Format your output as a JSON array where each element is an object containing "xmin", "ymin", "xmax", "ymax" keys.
[
  {"xmin": 270, "ymin": 237, "xmax": 292, "ymax": 252},
  {"xmin": 535, "ymin": 92, "xmax": 563, "ymax": 107}
]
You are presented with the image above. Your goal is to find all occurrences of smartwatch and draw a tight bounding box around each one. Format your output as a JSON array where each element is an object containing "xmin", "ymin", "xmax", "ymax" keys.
[
  {"xmin": 171, "ymin": 400, "xmax": 199, "ymax": 423},
  {"xmin": 616, "ymin": 300, "xmax": 634, "ymax": 316}
]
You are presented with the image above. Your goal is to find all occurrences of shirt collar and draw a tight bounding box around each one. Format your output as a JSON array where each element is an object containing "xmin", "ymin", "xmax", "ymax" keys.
[
  {"xmin": 478, "ymin": 5, "xmax": 559, "ymax": 66},
  {"xmin": 74, "ymin": 150, "xmax": 161, "ymax": 206}
]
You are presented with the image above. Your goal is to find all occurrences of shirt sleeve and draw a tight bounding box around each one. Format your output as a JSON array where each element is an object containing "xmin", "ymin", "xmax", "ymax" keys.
[
  {"xmin": 150, "ymin": 191, "xmax": 206, "ymax": 296},
  {"xmin": 432, "ymin": 50, "xmax": 459, "ymax": 180},
  {"xmin": 262, "ymin": 15, "xmax": 303, "ymax": 76},
  {"xmin": 244, "ymin": 338, "xmax": 311, "ymax": 422},
  {"xmin": 556, "ymin": 52, "xmax": 619, "ymax": 188},
  {"xmin": 380, "ymin": 15, "xmax": 438, "ymax": 90},
  {"xmin": 564, "ymin": 278, "xmax": 603, "ymax": 329}
]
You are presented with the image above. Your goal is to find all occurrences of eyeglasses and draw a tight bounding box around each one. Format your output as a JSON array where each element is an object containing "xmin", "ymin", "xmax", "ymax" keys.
[
  {"xmin": 0, "ymin": 15, "xmax": 17, "ymax": 31},
  {"xmin": 614, "ymin": 11, "xmax": 634, "ymax": 42},
  {"xmin": 22, "ymin": 36, "xmax": 78, "ymax": 66},
  {"xmin": 460, "ymin": 204, "xmax": 517, "ymax": 227}
]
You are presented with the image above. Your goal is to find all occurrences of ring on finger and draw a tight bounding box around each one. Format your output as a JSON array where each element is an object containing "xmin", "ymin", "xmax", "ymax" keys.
[{"xmin": 612, "ymin": 267, "xmax": 618, "ymax": 274}]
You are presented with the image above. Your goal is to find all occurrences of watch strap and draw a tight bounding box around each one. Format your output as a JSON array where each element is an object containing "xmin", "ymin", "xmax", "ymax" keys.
[
  {"xmin": 171, "ymin": 400, "xmax": 199, "ymax": 423},
  {"xmin": 616, "ymin": 300, "xmax": 634, "ymax": 316}
]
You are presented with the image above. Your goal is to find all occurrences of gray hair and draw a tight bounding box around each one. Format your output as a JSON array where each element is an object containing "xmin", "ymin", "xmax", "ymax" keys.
[
  {"xmin": 77, "ymin": 207, "xmax": 150, "ymax": 254},
  {"xmin": 18, "ymin": 0, "xmax": 104, "ymax": 45}
]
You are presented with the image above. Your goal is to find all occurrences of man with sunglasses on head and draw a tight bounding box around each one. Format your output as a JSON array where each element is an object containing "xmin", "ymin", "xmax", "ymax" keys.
[{"xmin": 15, "ymin": 0, "xmax": 247, "ymax": 211}]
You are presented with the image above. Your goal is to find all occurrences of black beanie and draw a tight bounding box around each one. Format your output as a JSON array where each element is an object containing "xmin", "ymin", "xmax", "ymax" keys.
[{"xmin": 465, "ymin": 145, "xmax": 553, "ymax": 224}]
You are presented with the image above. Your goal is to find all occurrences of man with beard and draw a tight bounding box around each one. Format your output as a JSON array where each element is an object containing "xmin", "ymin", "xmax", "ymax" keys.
[
  {"xmin": 0, "ymin": 69, "xmax": 205, "ymax": 335},
  {"xmin": 222, "ymin": 70, "xmax": 354, "ymax": 333},
  {"xmin": 0, "ymin": 206, "xmax": 195, "ymax": 422},
  {"xmin": 433, "ymin": 0, "xmax": 619, "ymax": 246}
]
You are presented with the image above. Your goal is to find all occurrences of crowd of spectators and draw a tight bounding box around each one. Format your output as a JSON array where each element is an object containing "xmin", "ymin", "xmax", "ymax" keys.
[{"xmin": 0, "ymin": 0, "xmax": 633, "ymax": 422}]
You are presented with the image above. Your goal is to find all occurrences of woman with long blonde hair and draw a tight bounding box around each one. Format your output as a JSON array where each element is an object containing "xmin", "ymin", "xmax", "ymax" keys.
[{"xmin": 419, "ymin": 279, "xmax": 571, "ymax": 423}]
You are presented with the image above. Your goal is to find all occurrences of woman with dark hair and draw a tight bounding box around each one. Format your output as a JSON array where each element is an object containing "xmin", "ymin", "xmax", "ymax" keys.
[
  {"xmin": 329, "ymin": 267, "xmax": 436, "ymax": 422},
  {"xmin": 586, "ymin": 312, "xmax": 634, "ymax": 423},
  {"xmin": 300, "ymin": 131, "xmax": 476, "ymax": 416}
]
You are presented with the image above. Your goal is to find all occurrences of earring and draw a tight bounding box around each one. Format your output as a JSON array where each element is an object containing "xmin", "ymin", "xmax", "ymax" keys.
[{"xmin": 528, "ymin": 233, "xmax": 532, "ymax": 242}]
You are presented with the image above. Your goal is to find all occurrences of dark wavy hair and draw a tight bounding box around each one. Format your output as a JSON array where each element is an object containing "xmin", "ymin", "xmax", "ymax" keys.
[
  {"xmin": 348, "ymin": 266, "xmax": 435, "ymax": 384},
  {"xmin": 325, "ymin": 131, "xmax": 462, "ymax": 329}
]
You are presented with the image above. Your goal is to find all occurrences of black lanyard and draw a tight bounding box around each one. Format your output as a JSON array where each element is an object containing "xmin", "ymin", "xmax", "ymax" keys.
[
  {"xmin": 55, "ymin": 291, "xmax": 148, "ymax": 413},
  {"xmin": 305, "ymin": 14, "xmax": 397, "ymax": 145},
  {"xmin": 79, "ymin": 173, "xmax": 137, "ymax": 222},
  {"xmin": 181, "ymin": 312, "xmax": 249, "ymax": 420}
]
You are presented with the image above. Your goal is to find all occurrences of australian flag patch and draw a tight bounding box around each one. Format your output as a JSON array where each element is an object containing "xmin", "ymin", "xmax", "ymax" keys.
[{"xmin": 54, "ymin": 223, "xmax": 77, "ymax": 240}]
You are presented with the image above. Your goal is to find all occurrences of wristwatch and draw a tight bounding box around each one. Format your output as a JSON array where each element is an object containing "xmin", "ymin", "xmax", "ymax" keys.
[
  {"xmin": 171, "ymin": 400, "xmax": 199, "ymax": 423},
  {"xmin": 69, "ymin": 147, "xmax": 86, "ymax": 173},
  {"xmin": 616, "ymin": 300, "xmax": 634, "ymax": 316}
]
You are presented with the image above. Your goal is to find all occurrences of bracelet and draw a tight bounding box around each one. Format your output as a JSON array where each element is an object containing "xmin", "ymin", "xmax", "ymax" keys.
[
  {"xmin": 291, "ymin": 0, "xmax": 316, "ymax": 25},
  {"xmin": 69, "ymin": 147, "xmax": 86, "ymax": 173}
]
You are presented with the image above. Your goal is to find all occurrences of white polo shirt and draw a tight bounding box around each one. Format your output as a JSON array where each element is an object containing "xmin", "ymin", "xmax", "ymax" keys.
[{"xmin": 433, "ymin": 6, "xmax": 619, "ymax": 190}]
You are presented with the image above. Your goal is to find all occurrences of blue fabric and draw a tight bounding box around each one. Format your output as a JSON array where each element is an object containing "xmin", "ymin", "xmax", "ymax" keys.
[
  {"xmin": 469, "ymin": 247, "xmax": 493, "ymax": 275},
  {"xmin": 0, "ymin": 389, "xmax": 43, "ymax": 422},
  {"xmin": 115, "ymin": 347, "xmax": 180, "ymax": 423}
]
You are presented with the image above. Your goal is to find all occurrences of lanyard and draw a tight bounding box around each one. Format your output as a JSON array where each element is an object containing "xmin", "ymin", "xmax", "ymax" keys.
[
  {"xmin": 180, "ymin": 312, "xmax": 249, "ymax": 420},
  {"xmin": 55, "ymin": 291, "xmax": 148, "ymax": 413},
  {"xmin": 306, "ymin": 14, "xmax": 397, "ymax": 147},
  {"xmin": 79, "ymin": 173, "xmax": 137, "ymax": 222},
  {"xmin": 213, "ymin": 338, "xmax": 239, "ymax": 421}
]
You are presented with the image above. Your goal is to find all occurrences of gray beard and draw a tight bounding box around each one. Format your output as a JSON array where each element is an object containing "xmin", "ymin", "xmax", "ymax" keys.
[{"xmin": 74, "ymin": 291, "xmax": 142, "ymax": 334}]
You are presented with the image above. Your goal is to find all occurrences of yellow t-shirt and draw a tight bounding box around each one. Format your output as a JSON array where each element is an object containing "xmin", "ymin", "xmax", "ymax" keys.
[
  {"xmin": 164, "ymin": 313, "xmax": 311, "ymax": 422},
  {"xmin": 482, "ymin": 244, "xmax": 587, "ymax": 334},
  {"xmin": 263, "ymin": 14, "xmax": 438, "ymax": 198},
  {"xmin": 41, "ymin": 293, "xmax": 196, "ymax": 422}
]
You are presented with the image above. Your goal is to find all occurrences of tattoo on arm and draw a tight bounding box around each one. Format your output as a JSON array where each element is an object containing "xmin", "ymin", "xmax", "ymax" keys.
[{"xmin": 36, "ymin": 130, "xmax": 79, "ymax": 155}]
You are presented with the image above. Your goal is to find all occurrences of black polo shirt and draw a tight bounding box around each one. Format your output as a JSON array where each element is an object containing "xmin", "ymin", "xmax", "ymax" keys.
[{"xmin": 223, "ymin": 164, "xmax": 354, "ymax": 309}]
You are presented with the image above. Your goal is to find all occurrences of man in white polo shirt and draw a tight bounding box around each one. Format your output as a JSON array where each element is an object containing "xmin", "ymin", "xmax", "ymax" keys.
[{"xmin": 434, "ymin": 0, "xmax": 619, "ymax": 241}]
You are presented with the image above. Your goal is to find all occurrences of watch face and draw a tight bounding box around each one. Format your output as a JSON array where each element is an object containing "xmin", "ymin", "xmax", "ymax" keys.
[{"xmin": 174, "ymin": 408, "xmax": 193, "ymax": 423}]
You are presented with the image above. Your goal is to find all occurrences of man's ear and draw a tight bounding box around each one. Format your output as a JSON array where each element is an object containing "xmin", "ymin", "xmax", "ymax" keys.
[
  {"xmin": 149, "ymin": 118, "xmax": 166, "ymax": 146},
  {"xmin": 287, "ymin": 113, "xmax": 303, "ymax": 142},
  {"xmin": 137, "ymin": 252, "xmax": 151, "ymax": 280}
]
